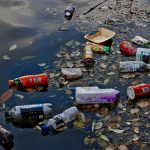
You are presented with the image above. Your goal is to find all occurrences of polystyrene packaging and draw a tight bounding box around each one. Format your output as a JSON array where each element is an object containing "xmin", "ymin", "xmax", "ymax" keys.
[{"xmin": 75, "ymin": 87, "xmax": 120, "ymax": 104}]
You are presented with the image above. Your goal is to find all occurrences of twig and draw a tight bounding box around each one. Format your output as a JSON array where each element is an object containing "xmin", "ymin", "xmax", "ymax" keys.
[{"xmin": 83, "ymin": 0, "xmax": 108, "ymax": 15}]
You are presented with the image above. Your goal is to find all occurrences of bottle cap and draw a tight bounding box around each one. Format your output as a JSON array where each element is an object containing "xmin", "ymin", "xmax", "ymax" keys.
[
  {"xmin": 103, "ymin": 46, "xmax": 110, "ymax": 52},
  {"xmin": 41, "ymin": 125, "xmax": 49, "ymax": 135}
]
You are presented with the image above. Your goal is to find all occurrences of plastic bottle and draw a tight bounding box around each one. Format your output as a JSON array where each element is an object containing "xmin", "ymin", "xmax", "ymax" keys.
[
  {"xmin": 83, "ymin": 45, "xmax": 94, "ymax": 68},
  {"xmin": 5, "ymin": 103, "xmax": 52, "ymax": 122},
  {"xmin": 86, "ymin": 42, "xmax": 110, "ymax": 54},
  {"xmin": 119, "ymin": 61, "xmax": 147, "ymax": 73},
  {"xmin": 136, "ymin": 48, "xmax": 150, "ymax": 63},
  {"xmin": 64, "ymin": 4, "xmax": 75, "ymax": 20},
  {"xmin": 75, "ymin": 87, "xmax": 120, "ymax": 104},
  {"xmin": 39, "ymin": 107, "xmax": 79, "ymax": 135},
  {"xmin": 0, "ymin": 125, "xmax": 14, "ymax": 149}
]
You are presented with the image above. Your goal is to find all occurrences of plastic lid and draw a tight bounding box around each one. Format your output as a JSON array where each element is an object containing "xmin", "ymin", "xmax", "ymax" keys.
[
  {"xmin": 41, "ymin": 125, "xmax": 49, "ymax": 134},
  {"xmin": 103, "ymin": 46, "xmax": 110, "ymax": 52},
  {"xmin": 127, "ymin": 86, "xmax": 135, "ymax": 100},
  {"xmin": 8, "ymin": 80, "xmax": 13, "ymax": 88}
]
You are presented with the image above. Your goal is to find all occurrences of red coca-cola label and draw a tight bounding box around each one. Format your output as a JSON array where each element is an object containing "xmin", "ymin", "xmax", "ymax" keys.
[
  {"xmin": 120, "ymin": 41, "xmax": 137, "ymax": 56},
  {"xmin": 127, "ymin": 84, "xmax": 150, "ymax": 99}
]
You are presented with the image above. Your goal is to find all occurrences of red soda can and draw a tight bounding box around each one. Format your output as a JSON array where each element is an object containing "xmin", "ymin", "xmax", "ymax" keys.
[
  {"xmin": 119, "ymin": 41, "xmax": 137, "ymax": 56},
  {"xmin": 127, "ymin": 84, "xmax": 150, "ymax": 100}
]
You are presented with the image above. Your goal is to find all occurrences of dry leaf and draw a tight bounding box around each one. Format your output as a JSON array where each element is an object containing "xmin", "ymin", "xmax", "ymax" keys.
[
  {"xmin": 0, "ymin": 89, "xmax": 13, "ymax": 103},
  {"xmin": 108, "ymin": 123, "xmax": 120, "ymax": 129},
  {"xmin": 136, "ymin": 99, "xmax": 150, "ymax": 108},
  {"xmin": 73, "ymin": 120, "xmax": 85, "ymax": 128},
  {"xmin": 108, "ymin": 127, "xmax": 125, "ymax": 134},
  {"xmin": 98, "ymin": 107, "xmax": 109, "ymax": 115},
  {"xmin": 105, "ymin": 145, "xmax": 115, "ymax": 150},
  {"xmin": 66, "ymin": 89, "xmax": 72, "ymax": 95},
  {"xmin": 118, "ymin": 145, "xmax": 128, "ymax": 150},
  {"xmin": 132, "ymin": 134, "xmax": 139, "ymax": 141},
  {"xmin": 83, "ymin": 136, "xmax": 97, "ymax": 145},
  {"xmin": 14, "ymin": 94, "xmax": 24, "ymax": 100},
  {"xmin": 130, "ymin": 108, "xmax": 139, "ymax": 114},
  {"xmin": 134, "ymin": 127, "xmax": 139, "ymax": 134},
  {"xmin": 100, "ymin": 135, "xmax": 110, "ymax": 142},
  {"xmin": 9, "ymin": 44, "xmax": 17, "ymax": 51}
]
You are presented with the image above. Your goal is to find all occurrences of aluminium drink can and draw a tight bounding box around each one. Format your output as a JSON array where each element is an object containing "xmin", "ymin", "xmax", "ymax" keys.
[{"xmin": 127, "ymin": 84, "xmax": 150, "ymax": 100}]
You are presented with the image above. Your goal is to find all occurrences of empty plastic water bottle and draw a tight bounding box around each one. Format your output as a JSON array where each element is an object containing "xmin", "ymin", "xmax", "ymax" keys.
[
  {"xmin": 5, "ymin": 103, "xmax": 52, "ymax": 122},
  {"xmin": 38, "ymin": 107, "xmax": 80, "ymax": 135}
]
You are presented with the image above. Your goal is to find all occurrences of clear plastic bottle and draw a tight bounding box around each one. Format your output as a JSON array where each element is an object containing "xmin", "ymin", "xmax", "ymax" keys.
[
  {"xmin": 119, "ymin": 61, "xmax": 147, "ymax": 72},
  {"xmin": 0, "ymin": 125, "xmax": 14, "ymax": 149},
  {"xmin": 5, "ymin": 103, "xmax": 52, "ymax": 122},
  {"xmin": 39, "ymin": 107, "xmax": 79, "ymax": 135}
]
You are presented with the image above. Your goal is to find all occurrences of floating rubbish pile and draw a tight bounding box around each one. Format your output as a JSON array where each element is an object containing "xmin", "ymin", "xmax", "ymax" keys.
[{"xmin": 0, "ymin": 2, "xmax": 150, "ymax": 150}]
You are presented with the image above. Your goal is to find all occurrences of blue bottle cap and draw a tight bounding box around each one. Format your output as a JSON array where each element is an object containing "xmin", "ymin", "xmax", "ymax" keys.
[{"xmin": 41, "ymin": 125, "xmax": 49, "ymax": 134}]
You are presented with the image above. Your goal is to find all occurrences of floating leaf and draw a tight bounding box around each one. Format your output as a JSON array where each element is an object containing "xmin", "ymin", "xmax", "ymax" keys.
[
  {"xmin": 83, "ymin": 136, "xmax": 97, "ymax": 145},
  {"xmin": 100, "ymin": 135, "xmax": 110, "ymax": 142},
  {"xmin": 73, "ymin": 120, "xmax": 85, "ymax": 128},
  {"xmin": 108, "ymin": 123, "xmax": 120, "ymax": 129},
  {"xmin": 14, "ymin": 94, "xmax": 24, "ymax": 100},
  {"xmin": 38, "ymin": 63, "xmax": 46, "ymax": 67},
  {"xmin": 66, "ymin": 89, "xmax": 72, "ymax": 95},
  {"xmin": 0, "ymin": 90, "xmax": 13, "ymax": 103},
  {"xmin": 130, "ymin": 108, "xmax": 139, "ymax": 114},
  {"xmin": 94, "ymin": 122, "xmax": 103, "ymax": 130},
  {"xmin": 118, "ymin": 145, "xmax": 128, "ymax": 150},
  {"xmin": 104, "ymin": 78, "xmax": 110, "ymax": 85},
  {"xmin": 108, "ymin": 128, "xmax": 125, "ymax": 134},
  {"xmin": 134, "ymin": 127, "xmax": 139, "ymax": 134},
  {"xmin": 106, "ymin": 145, "xmax": 116, "ymax": 150},
  {"xmin": 132, "ymin": 134, "xmax": 139, "ymax": 141},
  {"xmin": 136, "ymin": 99, "xmax": 150, "ymax": 108},
  {"xmin": 3, "ymin": 55, "xmax": 11, "ymax": 60},
  {"xmin": 9, "ymin": 44, "xmax": 17, "ymax": 51}
]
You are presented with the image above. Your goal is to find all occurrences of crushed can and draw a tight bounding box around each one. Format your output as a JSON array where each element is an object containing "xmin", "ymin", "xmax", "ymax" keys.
[
  {"xmin": 0, "ymin": 125, "xmax": 14, "ymax": 149},
  {"xmin": 119, "ymin": 61, "xmax": 147, "ymax": 73},
  {"xmin": 119, "ymin": 41, "xmax": 137, "ymax": 56},
  {"xmin": 83, "ymin": 45, "xmax": 94, "ymax": 68},
  {"xmin": 136, "ymin": 48, "xmax": 150, "ymax": 63},
  {"xmin": 39, "ymin": 107, "xmax": 79, "ymax": 135},
  {"xmin": 5, "ymin": 103, "xmax": 52, "ymax": 122},
  {"xmin": 127, "ymin": 84, "xmax": 150, "ymax": 100},
  {"xmin": 75, "ymin": 87, "xmax": 120, "ymax": 104},
  {"xmin": 8, "ymin": 73, "xmax": 48, "ymax": 92},
  {"xmin": 131, "ymin": 36, "xmax": 150, "ymax": 45},
  {"xmin": 61, "ymin": 68, "xmax": 83, "ymax": 80},
  {"xmin": 86, "ymin": 42, "xmax": 110, "ymax": 54},
  {"xmin": 64, "ymin": 4, "xmax": 75, "ymax": 20}
]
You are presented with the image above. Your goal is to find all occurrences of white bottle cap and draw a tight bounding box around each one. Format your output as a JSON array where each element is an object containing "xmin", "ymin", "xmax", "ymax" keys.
[{"xmin": 127, "ymin": 86, "xmax": 135, "ymax": 100}]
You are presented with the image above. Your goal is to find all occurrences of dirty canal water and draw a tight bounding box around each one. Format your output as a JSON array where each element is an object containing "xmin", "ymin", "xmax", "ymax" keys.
[{"xmin": 0, "ymin": 0, "xmax": 150, "ymax": 150}]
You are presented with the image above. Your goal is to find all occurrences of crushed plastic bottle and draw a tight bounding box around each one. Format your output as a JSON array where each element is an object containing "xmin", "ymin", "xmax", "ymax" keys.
[
  {"xmin": 61, "ymin": 68, "xmax": 83, "ymax": 80},
  {"xmin": 75, "ymin": 87, "xmax": 120, "ymax": 104},
  {"xmin": 0, "ymin": 125, "xmax": 14, "ymax": 149},
  {"xmin": 131, "ymin": 36, "xmax": 150, "ymax": 45},
  {"xmin": 136, "ymin": 48, "xmax": 150, "ymax": 63},
  {"xmin": 119, "ymin": 61, "xmax": 147, "ymax": 72},
  {"xmin": 38, "ymin": 107, "xmax": 79, "ymax": 135},
  {"xmin": 5, "ymin": 103, "xmax": 52, "ymax": 122}
]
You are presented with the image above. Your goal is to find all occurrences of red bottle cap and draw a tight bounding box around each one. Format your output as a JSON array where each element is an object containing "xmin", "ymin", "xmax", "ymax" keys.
[{"xmin": 8, "ymin": 80, "xmax": 13, "ymax": 88}]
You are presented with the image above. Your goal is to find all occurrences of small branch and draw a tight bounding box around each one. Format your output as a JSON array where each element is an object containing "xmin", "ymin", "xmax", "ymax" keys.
[{"xmin": 83, "ymin": 0, "xmax": 108, "ymax": 15}]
